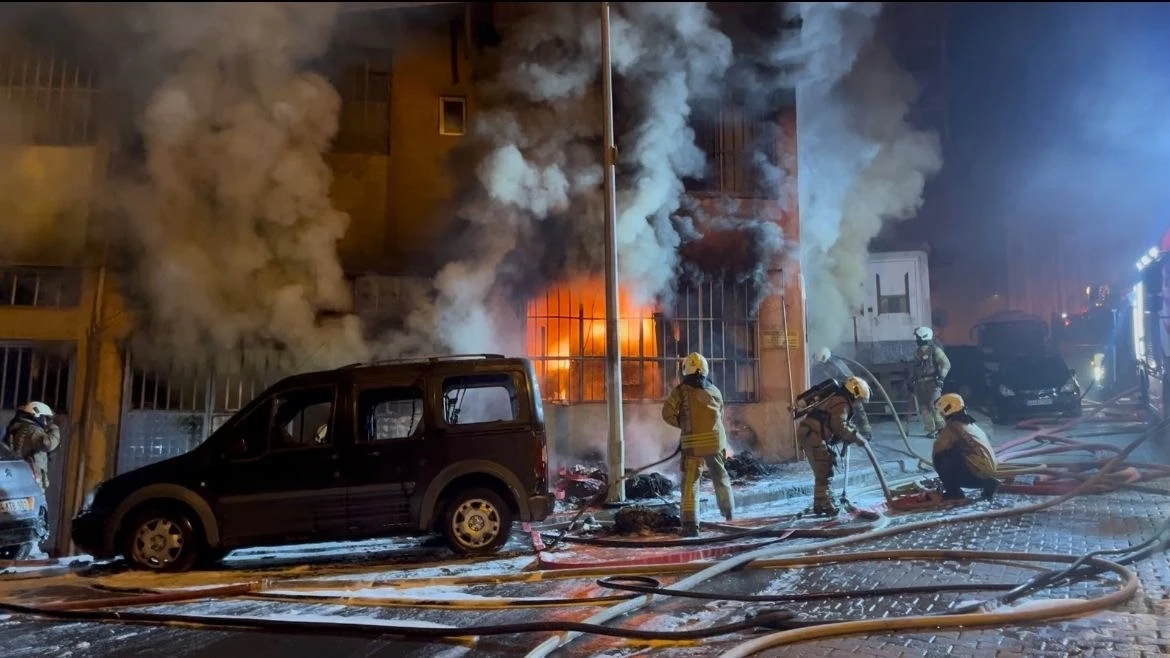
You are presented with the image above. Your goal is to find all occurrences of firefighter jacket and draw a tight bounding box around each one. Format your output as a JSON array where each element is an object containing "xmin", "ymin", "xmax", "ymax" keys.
[
  {"xmin": 662, "ymin": 375, "xmax": 728, "ymax": 458},
  {"xmin": 912, "ymin": 344, "xmax": 951, "ymax": 386},
  {"xmin": 3, "ymin": 414, "xmax": 61, "ymax": 490},
  {"xmin": 798, "ymin": 394, "xmax": 865, "ymax": 448},
  {"xmin": 933, "ymin": 419, "xmax": 998, "ymax": 479}
]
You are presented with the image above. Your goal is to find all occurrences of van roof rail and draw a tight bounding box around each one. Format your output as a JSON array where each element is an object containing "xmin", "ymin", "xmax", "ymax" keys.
[{"xmin": 338, "ymin": 353, "xmax": 507, "ymax": 369}]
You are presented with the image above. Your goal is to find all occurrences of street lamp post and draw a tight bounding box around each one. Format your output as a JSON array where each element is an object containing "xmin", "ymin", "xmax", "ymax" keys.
[{"xmin": 599, "ymin": 1, "xmax": 626, "ymax": 504}]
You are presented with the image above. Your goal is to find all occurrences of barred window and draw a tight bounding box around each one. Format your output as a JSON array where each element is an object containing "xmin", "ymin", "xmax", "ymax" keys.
[
  {"xmin": 0, "ymin": 266, "xmax": 82, "ymax": 308},
  {"xmin": 0, "ymin": 344, "xmax": 71, "ymax": 413},
  {"xmin": 0, "ymin": 47, "xmax": 98, "ymax": 146},
  {"xmin": 525, "ymin": 278, "xmax": 759, "ymax": 403},
  {"xmin": 687, "ymin": 104, "xmax": 781, "ymax": 200},
  {"xmin": 328, "ymin": 48, "xmax": 392, "ymax": 154}
]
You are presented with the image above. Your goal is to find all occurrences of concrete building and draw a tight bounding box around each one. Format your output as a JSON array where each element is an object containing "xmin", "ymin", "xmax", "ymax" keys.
[{"xmin": 0, "ymin": 3, "xmax": 806, "ymax": 555}]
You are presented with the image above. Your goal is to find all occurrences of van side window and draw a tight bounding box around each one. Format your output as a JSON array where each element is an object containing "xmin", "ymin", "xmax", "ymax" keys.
[
  {"xmin": 441, "ymin": 373, "xmax": 520, "ymax": 426},
  {"xmin": 271, "ymin": 386, "xmax": 335, "ymax": 450},
  {"xmin": 224, "ymin": 400, "xmax": 272, "ymax": 460},
  {"xmin": 359, "ymin": 386, "xmax": 425, "ymax": 442}
]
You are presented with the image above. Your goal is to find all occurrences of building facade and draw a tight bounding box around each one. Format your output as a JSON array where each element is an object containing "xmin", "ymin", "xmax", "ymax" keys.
[{"xmin": 0, "ymin": 4, "xmax": 807, "ymax": 555}]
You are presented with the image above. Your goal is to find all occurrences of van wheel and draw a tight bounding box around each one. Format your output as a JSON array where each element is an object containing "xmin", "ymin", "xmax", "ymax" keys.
[
  {"xmin": 123, "ymin": 506, "xmax": 202, "ymax": 572},
  {"xmin": 442, "ymin": 488, "xmax": 513, "ymax": 556}
]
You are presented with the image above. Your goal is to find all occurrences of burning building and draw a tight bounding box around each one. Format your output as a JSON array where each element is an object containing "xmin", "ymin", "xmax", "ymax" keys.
[{"xmin": 0, "ymin": 2, "xmax": 938, "ymax": 553}]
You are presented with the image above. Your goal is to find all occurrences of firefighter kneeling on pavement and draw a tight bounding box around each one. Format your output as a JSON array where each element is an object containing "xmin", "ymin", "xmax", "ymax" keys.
[
  {"xmin": 932, "ymin": 393, "xmax": 1001, "ymax": 501},
  {"xmin": 797, "ymin": 376, "xmax": 872, "ymax": 517},
  {"xmin": 3, "ymin": 401, "xmax": 60, "ymax": 493},
  {"xmin": 661, "ymin": 352, "xmax": 735, "ymax": 537}
]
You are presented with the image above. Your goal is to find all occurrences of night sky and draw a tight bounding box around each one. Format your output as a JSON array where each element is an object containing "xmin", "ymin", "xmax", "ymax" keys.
[{"xmin": 888, "ymin": 2, "xmax": 1170, "ymax": 339}]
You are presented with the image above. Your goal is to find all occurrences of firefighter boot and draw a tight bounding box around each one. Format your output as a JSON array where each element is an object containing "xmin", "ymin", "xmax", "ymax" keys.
[
  {"xmin": 680, "ymin": 524, "xmax": 700, "ymax": 538},
  {"xmin": 812, "ymin": 502, "xmax": 841, "ymax": 517},
  {"xmin": 980, "ymin": 479, "xmax": 1000, "ymax": 501}
]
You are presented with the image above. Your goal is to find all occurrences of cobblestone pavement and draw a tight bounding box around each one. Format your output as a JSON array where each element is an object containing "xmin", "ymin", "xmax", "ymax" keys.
[{"xmin": 1, "ymin": 421, "xmax": 1167, "ymax": 657}]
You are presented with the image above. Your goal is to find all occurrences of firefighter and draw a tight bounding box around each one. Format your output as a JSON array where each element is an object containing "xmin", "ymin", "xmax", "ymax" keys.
[
  {"xmin": 811, "ymin": 347, "xmax": 872, "ymax": 438},
  {"xmin": 796, "ymin": 376, "xmax": 871, "ymax": 516},
  {"xmin": 662, "ymin": 352, "xmax": 735, "ymax": 537},
  {"xmin": 932, "ymin": 393, "xmax": 1000, "ymax": 501},
  {"xmin": 909, "ymin": 326, "xmax": 951, "ymax": 438},
  {"xmin": 3, "ymin": 401, "xmax": 61, "ymax": 492}
]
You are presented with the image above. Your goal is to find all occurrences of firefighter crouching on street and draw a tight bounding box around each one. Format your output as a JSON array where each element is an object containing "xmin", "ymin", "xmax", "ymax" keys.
[
  {"xmin": 3, "ymin": 401, "xmax": 61, "ymax": 491},
  {"xmin": 797, "ymin": 376, "xmax": 872, "ymax": 516},
  {"xmin": 933, "ymin": 393, "xmax": 1001, "ymax": 501},
  {"xmin": 909, "ymin": 326, "xmax": 951, "ymax": 438},
  {"xmin": 661, "ymin": 352, "xmax": 735, "ymax": 537},
  {"xmin": 811, "ymin": 347, "xmax": 872, "ymax": 438}
]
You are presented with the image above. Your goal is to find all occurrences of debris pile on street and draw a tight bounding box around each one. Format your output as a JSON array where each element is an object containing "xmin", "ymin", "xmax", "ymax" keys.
[
  {"xmin": 556, "ymin": 464, "xmax": 676, "ymax": 504},
  {"xmin": 625, "ymin": 472, "xmax": 674, "ymax": 500},
  {"xmin": 611, "ymin": 505, "xmax": 681, "ymax": 536},
  {"xmin": 707, "ymin": 450, "xmax": 777, "ymax": 483}
]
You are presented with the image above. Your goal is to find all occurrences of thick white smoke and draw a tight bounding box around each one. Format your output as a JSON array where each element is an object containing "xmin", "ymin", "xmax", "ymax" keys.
[
  {"xmin": 786, "ymin": 2, "xmax": 944, "ymax": 346},
  {"xmin": 111, "ymin": 3, "xmax": 370, "ymax": 375}
]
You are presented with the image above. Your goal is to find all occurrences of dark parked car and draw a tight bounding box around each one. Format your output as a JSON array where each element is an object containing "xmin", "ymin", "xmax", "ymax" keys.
[
  {"xmin": 983, "ymin": 352, "xmax": 1083, "ymax": 424},
  {"xmin": 72, "ymin": 354, "xmax": 554, "ymax": 572},
  {"xmin": 0, "ymin": 441, "xmax": 49, "ymax": 560}
]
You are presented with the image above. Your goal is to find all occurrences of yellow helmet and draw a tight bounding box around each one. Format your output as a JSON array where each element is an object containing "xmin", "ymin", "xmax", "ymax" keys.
[
  {"xmin": 843, "ymin": 376, "xmax": 871, "ymax": 402},
  {"xmin": 682, "ymin": 352, "xmax": 709, "ymax": 376},
  {"xmin": 936, "ymin": 393, "xmax": 965, "ymax": 417}
]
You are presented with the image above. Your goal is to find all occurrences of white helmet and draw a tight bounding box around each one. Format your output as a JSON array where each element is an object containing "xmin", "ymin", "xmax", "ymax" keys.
[
  {"xmin": 682, "ymin": 352, "xmax": 709, "ymax": 376},
  {"xmin": 936, "ymin": 393, "xmax": 965, "ymax": 417},
  {"xmin": 913, "ymin": 326, "xmax": 933, "ymax": 342},
  {"xmin": 812, "ymin": 347, "xmax": 832, "ymax": 364},
  {"xmin": 843, "ymin": 376, "xmax": 871, "ymax": 402},
  {"xmin": 20, "ymin": 401, "xmax": 53, "ymax": 419}
]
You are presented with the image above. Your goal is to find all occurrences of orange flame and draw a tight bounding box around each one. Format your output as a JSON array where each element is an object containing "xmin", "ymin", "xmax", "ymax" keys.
[{"xmin": 526, "ymin": 277, "xmax": 664, "ymax": 402}]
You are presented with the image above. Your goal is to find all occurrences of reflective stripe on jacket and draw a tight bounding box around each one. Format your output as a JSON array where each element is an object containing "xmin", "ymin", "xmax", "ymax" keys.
[{"xmin": 662, "ymin": 378, "xmax": 728, "ymax": 458}]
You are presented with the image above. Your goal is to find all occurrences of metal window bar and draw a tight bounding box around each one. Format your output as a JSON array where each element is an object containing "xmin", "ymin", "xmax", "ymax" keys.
[
  {"xmin": 0, "ymin": 344, "xmax": 71, "ymax": 412},
  {"xmin": 524, "ymin": 279, "xmax": 760, "ymax": 404},
  {"xmin": 0, "ymin": 47, "xmax": 98, "ymax": 146},
  {"xmin": 686, "ymin": 105, "xmax": 780, "ymax": 200},
  {"xmin": 0, "ymin": 267, "xmax": 83, "ymax": 307},
  {"xmin": 330, "ymin": 50, "xmax": 392, "ymax": 155}
]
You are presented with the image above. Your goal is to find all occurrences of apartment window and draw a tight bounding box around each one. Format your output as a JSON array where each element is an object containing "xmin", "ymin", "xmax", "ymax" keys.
[
  {"xmin": 0, "ymin": 267, "xmax": 82, "ymax": 308},
  {"xmin": 525, "ymin": 278, "xmax": 759, "ymax": 403},
  {"xmin": 329, "ymin": 49, "xmax": 391, "ymax": 154},
  {"xmin": 877, "ymin": 273, "xmax": 912, "ymax": 315},
  {"xmin": 687, "ymin": 104, "xmax": 781, "ymax": 200},
  {"xmin": 0, "ymin": 47, "xmax": 99, "ymax": 146},
  {"xmin": 439, "ymin": 96, "xmax": 466, "ymax": 136}
]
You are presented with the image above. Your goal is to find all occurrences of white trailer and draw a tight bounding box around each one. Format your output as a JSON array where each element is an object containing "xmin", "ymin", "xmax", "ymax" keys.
[{"xmin": 834, "ymin": 250, "xmax": 933, "ymax": 415}]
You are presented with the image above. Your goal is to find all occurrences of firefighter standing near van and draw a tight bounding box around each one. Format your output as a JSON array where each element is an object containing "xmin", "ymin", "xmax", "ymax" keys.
[
  {"xmin": 796, "ymin": 377, "xmax": 872, "ymax": 516},
  {"xmin": 661, "ymin": 352, "xmax": 735, "ymax": 537},
  {"xmin": 933, "ymin": 393, "xmax": 1001, "ymax": 501},
  {"xmin": 909, "ymin": 326, "xmax": 951, "ymax": 438},
  {"xmin": 3, "ymin": 401, "xmax": 61, "ymax": 491},
  {"xmin": 811, "ymin": 347, "xmax": 872, "ymax": 438}
]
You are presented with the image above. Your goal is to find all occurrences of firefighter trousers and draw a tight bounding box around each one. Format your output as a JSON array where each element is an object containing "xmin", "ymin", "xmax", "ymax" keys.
[
  {"xmin": 798, "ymin": 429, "xmax": 840, "ymax": 509},
  {"xmin": 933, "ymin": 448, "xmax": 998, "ymax": 498},
  {"xmin": 915, "ymin": 384, "xmax": 944, "ymax": 435},
  {"xmin": 680, "ymin": 451, "xmax": 734, "ymax": 529}
]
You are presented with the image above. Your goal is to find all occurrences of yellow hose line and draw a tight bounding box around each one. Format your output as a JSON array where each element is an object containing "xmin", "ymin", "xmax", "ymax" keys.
[{"xmin": 719, "ymin": 552, "xmax": 1138, "ymax": 658}]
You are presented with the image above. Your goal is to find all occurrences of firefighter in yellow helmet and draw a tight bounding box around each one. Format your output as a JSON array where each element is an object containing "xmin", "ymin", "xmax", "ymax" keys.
[
  {"xmin": 796, "ymin": 376, "xmax": 871, "ymax": 516},
  {"xmin": 933, "ymin": 393, "xmax": 1000, "ymax": 501},
  {"xmin": 661, "ymin": 352, "xmax": 734, "ymax": 537},
  {"xmin": 3, "ymin": 401, "xmax": 60, "ymax": 491}
]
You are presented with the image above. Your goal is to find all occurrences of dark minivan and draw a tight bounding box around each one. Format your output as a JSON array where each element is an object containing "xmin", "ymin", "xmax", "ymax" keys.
[{"xmin": 72, "ymin": 354, "xmax": 553, "ymax": 571}]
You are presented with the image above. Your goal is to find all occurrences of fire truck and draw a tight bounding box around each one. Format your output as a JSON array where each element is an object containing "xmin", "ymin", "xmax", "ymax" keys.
[{"xmin": 1131, "ymin": 234, "xmax": 1170, "ymax": 421}]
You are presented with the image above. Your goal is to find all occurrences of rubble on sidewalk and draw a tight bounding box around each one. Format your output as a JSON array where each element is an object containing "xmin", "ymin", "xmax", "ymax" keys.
[
  {"xmin": 704, "ymin": 450, "xmax": 778, "ymax": 484},
  {"xmin": 555, "ymin": 462, "xmax": 676, "ymax": 504},
  {"xmin": 611, "ymin": 505, "xmax": 682, "ymax": 536}
]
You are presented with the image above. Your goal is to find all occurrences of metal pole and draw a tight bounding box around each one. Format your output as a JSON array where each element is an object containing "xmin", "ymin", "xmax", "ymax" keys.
[{"xmin": 600, "ymin": 1, "xmax": 625, "ymax": 504}]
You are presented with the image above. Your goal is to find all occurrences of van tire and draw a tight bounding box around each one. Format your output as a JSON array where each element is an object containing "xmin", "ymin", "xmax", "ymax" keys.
[
  {"xmin": 441, "ymin": 487, "xmax": 513, "ymax": 556},
  {"xmin": 123, "ymin": 505, "xmax": 202, "ymax": 572}
]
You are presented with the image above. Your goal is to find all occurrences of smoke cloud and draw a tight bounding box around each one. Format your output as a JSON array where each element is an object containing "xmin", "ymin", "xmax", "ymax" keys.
[
  {"xmin": 100, "ymin": 3, "xmax": 368, "ymax": 376},
  {"xmin": 784, "ymin": 3, "xmax": 943, "ymax": 347}
]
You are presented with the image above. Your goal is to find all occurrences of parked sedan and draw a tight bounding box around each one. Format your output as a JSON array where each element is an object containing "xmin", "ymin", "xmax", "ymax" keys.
[
  {"xmin": 0, "ymin": 442, "xmax": 48, "ymax": 560},
  {"xmin": 984, "ymin": 353, "xmax": 1083, "ymax": 424}
]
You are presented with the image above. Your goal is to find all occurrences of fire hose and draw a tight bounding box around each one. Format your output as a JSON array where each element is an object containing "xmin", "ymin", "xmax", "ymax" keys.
[{"xmin": 524, "ymin": 412, "xmax": 1165, "ymax": 657}]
